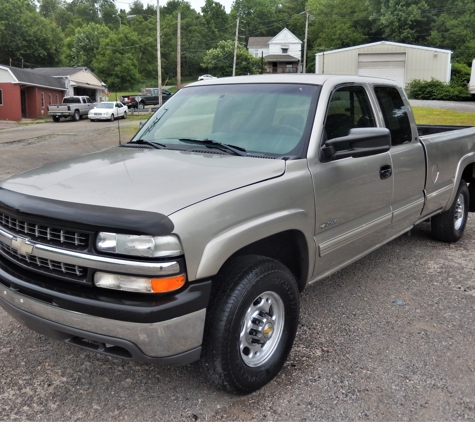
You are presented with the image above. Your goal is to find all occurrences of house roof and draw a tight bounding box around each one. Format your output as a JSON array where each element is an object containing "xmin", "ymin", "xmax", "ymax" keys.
[
  {"xmin": 0, "ymin": 65, "xmax": 67, "ymax": 90},
  {"xmin": 248, "ymin": 37, "xmax": 273, "ymax": 48},
  {"xmin": 32, "ymin": 67, "xmax": 89, "ymax": 77},
  {"xmin": 265, "ymin": 54, "xmax": 300, "ymax": 62}
]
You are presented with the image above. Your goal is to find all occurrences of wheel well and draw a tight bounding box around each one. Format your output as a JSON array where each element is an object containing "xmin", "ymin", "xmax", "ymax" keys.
[
  {"xmin": 461, "ymin": 163, "xmax": 475, "ymax": 211},
  {"xmin": 227, "ymin": 230, "xmax": 309, "ymax": 292}
]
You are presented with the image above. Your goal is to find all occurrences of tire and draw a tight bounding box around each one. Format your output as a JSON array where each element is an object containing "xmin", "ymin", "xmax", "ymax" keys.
[
  {"xmin": 110, "ymin": 114, "xmax": 115, "ymax": 122},
  {"xmin": 200, "ymin": 255, "xmax": 300, "ymax": 394},
  {"xmin": 72, "ymin": 110, "xmax": 80, "ymax": 121},
  {"xmin": 52, "ymin": 116, "xmax": 60, "ymax": 122},
  {"xmin": 123, "ymin": 111, "xmax": 127, "ymax": 119},
  {"xmin": 432, "ymin": 180, "xmax": 469, "ymax": 242},
  {"xmin": 90, "ymin": 119, "xmax": 95, "ymax": 122},
  {"xmin": 138, "ymin": 102, "xmax": 145, "ymax": 110}
]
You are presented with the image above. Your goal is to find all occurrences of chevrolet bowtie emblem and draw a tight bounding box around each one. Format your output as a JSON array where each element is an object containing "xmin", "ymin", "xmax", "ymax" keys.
[{"xmin": 11, "ymin": 236, "xmax": 34, "ymax": 256}]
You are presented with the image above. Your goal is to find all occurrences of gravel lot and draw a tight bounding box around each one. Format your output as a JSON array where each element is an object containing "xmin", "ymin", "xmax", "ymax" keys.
[{"xmin": 1, "ymin": 113, "xmax": 475, "ymax": 421}]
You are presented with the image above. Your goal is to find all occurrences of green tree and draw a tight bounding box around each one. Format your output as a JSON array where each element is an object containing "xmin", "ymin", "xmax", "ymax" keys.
[
  {"xmin": 93, "ymin": 27, "xmax": 141, "ymax": 90},
  {"xmin": 201, "ymin": 40, "xmax": 261, "ymax": 76},
  {"xmin": 69, "ymin": 23, "xmax": 111, "ymax": 69},
  {"xmin": 201, "ymin": 0, "xmax": 230, "ymax": 46},
  {"xmin": 230, "ymin": 0, "xmax": 284, "ymax": 38},
  {"xmin": 0, "ymin": 0, "xmax": 64, "ymax": 67}
]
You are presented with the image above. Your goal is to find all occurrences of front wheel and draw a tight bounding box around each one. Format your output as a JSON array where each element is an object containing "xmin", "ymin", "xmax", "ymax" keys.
[
  {"xmin": 432, "ymin": 180, "xmax": 469, "ymax": 242},
  {"xmin": 200, "ymin": 256, "xmax": 300, "ymax": 394},
  {"xmin": 123, "ymin": 111, "xmax": 127, "ymax": 119}
]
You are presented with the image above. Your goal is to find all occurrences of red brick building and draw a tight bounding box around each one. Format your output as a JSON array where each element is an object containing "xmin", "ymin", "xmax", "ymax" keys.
[
  {"xmin": 0, "ymin": 66, "xmax": 106, "ymax": 121},
  {"xmin": 0, "ymin": 65, "xmax": 67, "ymax": 121}
]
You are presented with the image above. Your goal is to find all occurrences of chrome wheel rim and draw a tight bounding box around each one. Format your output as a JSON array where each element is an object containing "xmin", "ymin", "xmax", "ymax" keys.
[
  {"xmin": 240, "ymin": 291, "xmax": 285, "ymax": 367},
  {"xmin": 454, "ymin": 193, "xmax": 465, "ymax": 230}
]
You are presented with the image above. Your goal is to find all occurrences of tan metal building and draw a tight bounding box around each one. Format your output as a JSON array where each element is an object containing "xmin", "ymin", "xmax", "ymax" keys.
[{"xmin": 315, "ymin": 41, "xmax": 452, "ymax": 88}]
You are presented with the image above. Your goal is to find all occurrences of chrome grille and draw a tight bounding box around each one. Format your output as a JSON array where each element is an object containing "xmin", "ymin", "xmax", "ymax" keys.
[
  {"xmin": 0, "ymin": 242, "xmax": 87, "ymax": 281},
  {"xmin": 0, "ymin": 211, "xmax": 89, "ymax": 249}
]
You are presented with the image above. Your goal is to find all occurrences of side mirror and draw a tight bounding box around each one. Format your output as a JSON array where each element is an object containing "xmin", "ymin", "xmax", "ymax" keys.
[{"xmin": 322, "ymin": 127, "xmax": 391, "ymax": 160}]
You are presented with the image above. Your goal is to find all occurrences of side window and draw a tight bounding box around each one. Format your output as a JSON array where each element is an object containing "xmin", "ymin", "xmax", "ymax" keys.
[
  {"xmin": 41, "ymin": 92, "xmax": 45, "ymax": 108},
  {"xmin": 374, "ymin": 86, "xmax": 412, "ymax": 146},
  {"xmin": 48, "ymin": 94, "xmax": 52, "ymax": 105},
  {"xmin": 324, "ymin": 85, "xmax": 376, "ymax": 142},
  {"xmin": 0, "ymin": 89, "xmax": 3, "ymax": 106}
]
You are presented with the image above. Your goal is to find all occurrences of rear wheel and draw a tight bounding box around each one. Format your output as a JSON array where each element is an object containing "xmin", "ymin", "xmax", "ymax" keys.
[
  {"xmin": 432, "ymin": 180, "xmax": 469, "ymax": 242},
  {"xmin": 200, "ymin": 256, "xmax": 300, "ymax": 394},
  {"xmin": 138, "ymin": 102, "xmax": 145, "ymax": 110},
  {"xmin": 72, "ymin": 110, "xmax": 80, "ymax": 121},
  {"xmin": 52, "ymin": 116, "xmax": 60, "ymax": 122}
]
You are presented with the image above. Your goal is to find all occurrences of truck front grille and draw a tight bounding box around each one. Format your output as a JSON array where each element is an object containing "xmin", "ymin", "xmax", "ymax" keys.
[
  {"xmin": 0, "ymin": 242, "xmax": 88, "ymax": 282},
  {"xmin": 0, "ymin": 211, "xmax": 90, "ymax": 250}
]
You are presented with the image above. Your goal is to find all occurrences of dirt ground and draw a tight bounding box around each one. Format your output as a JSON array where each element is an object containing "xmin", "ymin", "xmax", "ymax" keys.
[{"xmin": 1, "ymin": 116, "xmax": 475, "ymax": 421}]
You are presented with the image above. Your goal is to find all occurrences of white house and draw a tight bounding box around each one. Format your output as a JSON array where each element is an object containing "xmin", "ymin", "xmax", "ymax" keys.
[{"xmin": 248, "ymin": 28, "xmax": 302, "ymax": 73}]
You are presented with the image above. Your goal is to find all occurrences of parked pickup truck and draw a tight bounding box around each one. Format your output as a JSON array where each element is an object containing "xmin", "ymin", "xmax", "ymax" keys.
[
  {"xmin": 2, "ymin": 75, "xmax": 475, "ymax": 394},
  {"xmin": 120, "ymin": 88, "xmax": 174, "ymax": 109},
  {"xmin": 48, "ymin": 96, "xmax": 95, "ymax": 122}
]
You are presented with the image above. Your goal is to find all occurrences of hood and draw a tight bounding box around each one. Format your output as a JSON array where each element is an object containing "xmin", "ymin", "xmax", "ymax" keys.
[{"xmin": 0, "ymin": 147, "xmax": 285, "ymax": 216}]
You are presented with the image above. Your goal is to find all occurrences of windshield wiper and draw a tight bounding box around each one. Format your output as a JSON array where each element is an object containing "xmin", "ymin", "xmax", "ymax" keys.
[
  {"xmin": 128, "ymin": 139, "xmax": 167, "ymax": 149},
  {"xmin": 178, "ymin": 138, "xmax": 247, "ymax": 156}
]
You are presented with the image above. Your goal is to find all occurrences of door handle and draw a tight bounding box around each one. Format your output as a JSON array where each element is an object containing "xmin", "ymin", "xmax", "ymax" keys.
[{"xmin": 380, "ymin": 164, "xmax": 392, "ymax": 180}]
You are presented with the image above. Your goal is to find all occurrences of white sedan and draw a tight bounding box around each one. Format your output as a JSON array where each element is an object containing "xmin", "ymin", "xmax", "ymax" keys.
[
  {"xmin": 198, "ymin": 74, "xmax": 217, "ymax": 81},
  {"xmin": 88, "ymin": 102, "xmax": 127, "ymax": 121}
]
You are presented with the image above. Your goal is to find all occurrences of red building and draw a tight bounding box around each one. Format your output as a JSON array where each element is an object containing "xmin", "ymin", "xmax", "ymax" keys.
[{"xmin": 0, "ymin": 65, "xmax": 67, "ymax": 121}]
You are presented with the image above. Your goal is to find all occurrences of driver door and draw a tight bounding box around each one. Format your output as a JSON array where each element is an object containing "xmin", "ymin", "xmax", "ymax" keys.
[{"xmin": 309, "ymin": 84, "xmax": 393, "ymax": 279}]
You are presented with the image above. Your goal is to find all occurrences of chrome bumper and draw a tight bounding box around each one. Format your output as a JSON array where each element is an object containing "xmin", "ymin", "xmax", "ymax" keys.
[{"xmin": 1, "ymin": 286, "xmax": 206, "ymax": 359}]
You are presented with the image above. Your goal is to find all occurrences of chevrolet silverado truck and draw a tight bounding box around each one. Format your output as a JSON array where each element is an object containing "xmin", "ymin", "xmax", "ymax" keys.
[
  {"xmin": 2, "ymin": 75, "xmax": 475, "ymax": 394},
  {"xmin": 48, "ymin": 96, "xmax": 95, "ymax": 122}
]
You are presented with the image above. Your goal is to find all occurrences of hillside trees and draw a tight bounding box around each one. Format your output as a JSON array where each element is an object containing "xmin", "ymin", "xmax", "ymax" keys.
[{"xmin": 0, "ymin": 0, "xmax": 63, "ymax": 67}]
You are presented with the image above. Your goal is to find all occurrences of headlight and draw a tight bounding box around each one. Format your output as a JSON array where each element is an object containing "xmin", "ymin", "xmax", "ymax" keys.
[
  {"xmin": 94, "ymin": 272, "xmax": 186, "ymax": 293},
  {"xmin": 96, "ymin": 232, "xmax": 183, "ymax": 257}
]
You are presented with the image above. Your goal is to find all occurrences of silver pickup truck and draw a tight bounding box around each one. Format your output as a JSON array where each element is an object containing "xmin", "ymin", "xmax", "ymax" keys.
[
  {"xmin": 48, "ymin": 96, "xmax": 95, "ymax": 122},
  {"xmin": 1, "ymin": 75, "xmax": 475, "ymax": 394}
]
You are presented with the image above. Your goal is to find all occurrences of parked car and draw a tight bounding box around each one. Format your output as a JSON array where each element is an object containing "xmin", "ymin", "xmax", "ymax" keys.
[
  {"xmin": 48, "ymin": 96, "xmax": 95, "ymax": 122},
  {"xmin": 88, "ymin": 101, "xmax": 127, "ymax": 121},
  {"xmin": 198, "ymin": 74, "xmax": 216, "ymax": 81},
  {"xmin": 129, "ymin": 88, "xmax": 174, "ymax": 109}
]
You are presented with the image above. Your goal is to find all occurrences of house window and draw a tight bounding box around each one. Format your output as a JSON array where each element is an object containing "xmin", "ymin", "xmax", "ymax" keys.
[
  {"xmin": 282, "ymin": 48, "xmax": 288, "ymax": 54},
  {"xmin": 49, "ymin": 94, "xmax": 52, "ymax": 105},
  {"xmin": 41, "ymin": 92, "xmax": 45, "ymax": 108},
  {"xmin": 0, "ymin": 89, "xmax": 3, "ymax": 106},
  {"xmin": 56, "ymin": 94, "xmax": 59, "ymax": 104}
]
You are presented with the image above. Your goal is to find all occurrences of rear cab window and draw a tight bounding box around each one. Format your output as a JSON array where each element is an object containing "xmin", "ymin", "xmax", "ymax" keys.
[{"xmin": 374, "ymin": 86, "xmax": 413, "ymax": 146}]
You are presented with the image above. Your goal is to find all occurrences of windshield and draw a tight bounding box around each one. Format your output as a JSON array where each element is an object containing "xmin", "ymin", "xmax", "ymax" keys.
[
  {"xmin": 97, "ymin": 103, "xmax": 114, "ymax": 109},
  {"xmin": 131, "ymin": 83, "xmax": 320, "ymax": 158}
]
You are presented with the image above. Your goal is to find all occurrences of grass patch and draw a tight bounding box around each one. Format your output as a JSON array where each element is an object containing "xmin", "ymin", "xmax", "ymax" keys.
[{"xmin": 412, "ymin": 107, "xmax": 475, "ymax": 126}]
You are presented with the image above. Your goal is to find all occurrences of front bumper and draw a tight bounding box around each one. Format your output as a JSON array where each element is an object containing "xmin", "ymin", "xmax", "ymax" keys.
[{"xmin": 0, "ymin": 262, "xmax": 212, "ymax": 365}]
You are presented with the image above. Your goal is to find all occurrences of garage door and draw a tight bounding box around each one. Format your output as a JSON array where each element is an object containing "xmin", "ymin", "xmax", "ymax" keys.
[{"xmin": 358, "ymin": 53, "xmax": 406, "ymax": 86}]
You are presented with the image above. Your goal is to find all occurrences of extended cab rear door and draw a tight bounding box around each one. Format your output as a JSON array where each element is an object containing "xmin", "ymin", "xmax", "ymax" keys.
[
  {"xmin": 309, "ymin": 83, "xmax": 393, "ymax": 279},
  {"xmin": 372, "ymin": 85, "xmax": 425, "ymax": 238}
]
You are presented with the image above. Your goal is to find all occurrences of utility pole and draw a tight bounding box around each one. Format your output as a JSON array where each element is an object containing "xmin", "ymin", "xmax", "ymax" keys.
[
  {"xmin": 300, "ymin": 9, "xmax": 310, "ymax": 73},
  {"xmin": 177, "ymin": 12, "xmax": 181, "ymax": 89},
  {"xmin": 232, "ymin": 17, "xmax": 239, "ymax": 77},
  {"xmin": 157, "ymin": 0, "xmax": 162, "ymax": 107}
]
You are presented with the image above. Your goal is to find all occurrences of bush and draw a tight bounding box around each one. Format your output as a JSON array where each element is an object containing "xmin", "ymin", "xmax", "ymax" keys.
[{"xmin": 407, "ymin": 78, "xmax": 471, "ymax": 101}]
